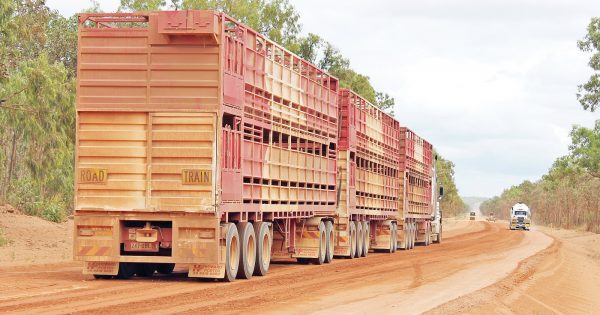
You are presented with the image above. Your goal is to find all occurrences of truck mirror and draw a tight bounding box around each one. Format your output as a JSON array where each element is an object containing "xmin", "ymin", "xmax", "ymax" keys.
[{"xmin": 439, "ymin": 186, "xmax": 444, "ymax": 197}]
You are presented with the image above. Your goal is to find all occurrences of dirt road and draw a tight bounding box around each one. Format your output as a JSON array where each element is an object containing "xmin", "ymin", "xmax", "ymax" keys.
[{"xmin": 0, "ymin": 216, "xmax": 598, "ymax": 314}]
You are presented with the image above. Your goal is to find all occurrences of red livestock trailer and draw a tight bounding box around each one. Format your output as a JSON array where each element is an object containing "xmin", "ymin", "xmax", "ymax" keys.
[{"xmin": 73, "ymin": 10, "xmax": 442, "ymax": 282}]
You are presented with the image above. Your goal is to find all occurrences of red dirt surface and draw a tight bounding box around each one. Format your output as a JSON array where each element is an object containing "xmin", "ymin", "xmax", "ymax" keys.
[{"xmin": 0, "ymin": 214, "xmax": 597, "ymax": 314}]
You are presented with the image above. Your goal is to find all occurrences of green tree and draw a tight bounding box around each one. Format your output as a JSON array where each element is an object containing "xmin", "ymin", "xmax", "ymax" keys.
[
  {"xmin": 435, "ymin": 153, "xmax": 467, "ymax": 217},
  {"xmin": 0, "ymin": 0, "xmax": 78, "ymax": 221},
  {"xmin": 577, "ymin": 17, "xmax": 600, "ymax": 112},
  {"xmin": 119, "ymin": 0, "xmax": 166, "ymax": 11},
  {"xmin": 180, "ymin": 0, "xmax": 300, "ymax": 47},
  {"xmin": 569, "ymin": 120, "xmax": 600, "ymax": 178},
  {"xmin": 289, "ymin": 32, "xmax": 321, "ymax": 64}
]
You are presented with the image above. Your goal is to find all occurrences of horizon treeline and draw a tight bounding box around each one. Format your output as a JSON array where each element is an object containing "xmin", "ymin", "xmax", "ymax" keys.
[
  {"xmin": 481, "ymin": 122, "xmax": 600, "ymax": 233},
  {"xmin": 0, "ymin": 0, "xmax": 465, "ymax": 221},
  {"xmin": 481, "ymin": 17, "xmax": 600, "ymax": 233}
]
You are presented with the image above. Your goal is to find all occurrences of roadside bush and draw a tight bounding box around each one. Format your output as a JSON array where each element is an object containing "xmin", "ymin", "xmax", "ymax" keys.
[
  {"xmin": 0, "ymin": 228, "xmax": 8, "ymax": 247},
  {"xmin": 6, "ymin": 179, "xmax": 40, "ymax": 215},
  {"xmin": 41, "ymin": 198, "xmax": 66, "ymax": 223},
  {"xmin": 6, "ymin": 179, "xmax": 66, "ymax": 222}
]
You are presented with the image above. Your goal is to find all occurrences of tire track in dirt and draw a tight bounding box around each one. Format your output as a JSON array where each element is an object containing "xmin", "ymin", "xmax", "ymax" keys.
[
  {"xmin": 1, "ymin": 221, "xmax": 529, "ymax": 315},
  {"xmin": 428, "ymin": 227, "xmax": 600, "ymax": 315}
]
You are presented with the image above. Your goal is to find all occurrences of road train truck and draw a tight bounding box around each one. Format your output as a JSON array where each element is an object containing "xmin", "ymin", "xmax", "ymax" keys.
[
  {"xmin": 509, "ymin": 203, "xmax": 531, "ymax": 230},
  {"xmin": 73, "ymin": 10, "xmax": 443, "ymax": 281}
]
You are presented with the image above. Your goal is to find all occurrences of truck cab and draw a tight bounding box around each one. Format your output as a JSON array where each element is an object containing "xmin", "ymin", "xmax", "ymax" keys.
[
  {"xmin": 510, "ymin": 203, "xmax": 531, "ymax": 230},
  {"xmin": 469, "ymin": 212, "xmax": 476, "ymax": 221}
]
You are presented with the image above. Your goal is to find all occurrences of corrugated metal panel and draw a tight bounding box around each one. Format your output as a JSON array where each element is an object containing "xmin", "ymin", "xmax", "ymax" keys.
[
  {"xmin": 77, "ymin": 112, "xmax": 148, "ymax": 210},
  {"xmin": 150, "ymin": 113, "xmax": 216, "ymax": 212},
  {"xmin": 76, "ymin": 12, "xmax": 219, "ymax": 213},
  {"xmin": 77, "ymin": 12, "xmax": 220, "ymax": 112}
]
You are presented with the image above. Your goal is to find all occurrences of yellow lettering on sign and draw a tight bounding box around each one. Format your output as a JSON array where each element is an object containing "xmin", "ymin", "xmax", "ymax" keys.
[
  {"xmin": 182, "ymin": 169, "xmax": 212, "ymax": 185},
  {"xmin": 79, "ymin": 168, "xmax": 108, "ymax": 184}
]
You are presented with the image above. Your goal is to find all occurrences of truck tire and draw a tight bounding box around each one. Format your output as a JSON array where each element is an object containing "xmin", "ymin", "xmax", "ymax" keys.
[
  {"xmin": 325, "ymin": 221, "xmax": 334, "ymax": 263},
  {"xmin": 156, "ymin": 263, "xmax": 175, "ymax": 274},
  {"xmin": 136, "ymin": 263, "xmax": 156, "ymax": 277},
  {"xmin": 413, "ymin": 223, "xmax": 417, "ymax": 248},
  {"xmin": 348, "ymin": 221, "xmax": 356, "ymax": 259},
  {"xmin": 361, "ymin": 221, "xmax": 369, "ymax": 257},
  {"xmin": 390, "ymin": 222, "xmax": 398, "ymax": 253},
  {"xmin": 116, "ymin": 262, "xmax": 136, "ymax": 279},
  {"xmin": 401, "ymin": 224, "xmax": 408, "ymax": 250},
  {"xmin": 237, "ymin": 222, "xmax": 256, "ymax": 279},
  {"xmin": 253, "ymin": 222, "xmax": 271, "ymax": 276},
  {"xmin": 409, "ymin": 223, "xmax": 415, "ymax": 249},
  {"xmin": 223, "ymin": 223, "xmax": 240, "ymax": 282},
  {"xmin": 312, "ymin": 221, "xmax": 327, "ymax": 265},
  {"xmin": 355, "ymin": 221, "xmax": 363, "ymax": 258}
]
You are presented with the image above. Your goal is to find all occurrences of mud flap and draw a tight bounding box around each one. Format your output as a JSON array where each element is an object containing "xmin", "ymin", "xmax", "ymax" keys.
[
  {"xmin": 293, "ymin": 218, "xmax": 321, "ymax": 259},
  {"xmin": 333, "ymin": 222, "xmax": 351, "ymax": 256},
  {"xmin": 372, "ymin": 221, "xmax": 394, "ymax": 250},
  {"xmin": 83, "ymin": 261, "xmax": 119, "ymax": 275},
  {"xmin": 188, "ymin": 222, "xmax": 227, "ymax": 278}
]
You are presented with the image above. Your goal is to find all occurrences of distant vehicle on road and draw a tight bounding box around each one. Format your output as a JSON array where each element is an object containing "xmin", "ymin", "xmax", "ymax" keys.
[
  {"xmin": 470, "ymin": 212, "xmax": 476, "ymax": 221},
  {"xmin": 509, "ymin": 203, "xmax": 531, "ymax": 230},
  {"xmin": 487, "ymin": 213, "xmax": 496, "ymax": 222}
]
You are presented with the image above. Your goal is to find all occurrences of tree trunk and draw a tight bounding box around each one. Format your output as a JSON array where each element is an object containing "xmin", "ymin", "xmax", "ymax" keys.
[{"xmin": 6, "ymin": 130, "xmax": 17, "ymax": 194}]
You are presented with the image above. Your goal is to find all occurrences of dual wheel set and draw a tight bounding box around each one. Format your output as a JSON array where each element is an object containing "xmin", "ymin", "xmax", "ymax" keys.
[
  {"xmin": 97, "ymin": 220, "xmax": 440, "ymax": 281},
  {"xmin": 403, "ymin": 221, "xmax": 440, "ymax": 249}
]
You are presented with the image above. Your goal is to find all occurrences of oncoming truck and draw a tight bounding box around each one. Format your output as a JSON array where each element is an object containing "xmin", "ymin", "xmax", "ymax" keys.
[
  {"xmin": 73, "ymin": 10, "xmax": 443, "ymax": 282},
  {"xmin": 509, "ymin": 203, "xmax": 531, "ymax": 230}
]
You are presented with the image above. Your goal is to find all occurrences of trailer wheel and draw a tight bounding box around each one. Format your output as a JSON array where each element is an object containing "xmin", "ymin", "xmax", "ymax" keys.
[
  {"xmin": 361, "ymin": 221, "xmax": 369, "ymax": 257},
  {"xmin": 116, "ymin": 262, "xmax": 136, "ymax": 279},
  {"xmin": 411, "ymin": 223, "xmax": 416, "ymax": 249},
  {"xmin": 93, "ymin": 274, "xmax": 111, "ymax": 279},
  {"xmin": 389, "ymin": 222, "xmax": 396, "ymax": 253},
  {"xmin": 325, "ymin": 221, "xmax": 334, "ymax": 263},
  {"xmin": 406, "ymin": 223, "xmax": 412, "ymax": 250},
  {"xmin": 136, "ymin": 263, "xmax": 156, "ymax": 277},
  {"xmin": 355, "ymin": 221, "xmax": 363, "ymax": 258},
  {"xmin": 427, "ymin": 224, "xmax": 432, "ymax": 246},
  {"xmin": 312, "ymin": 221, "xmax": 327, "ymax": 265},
  {"xmin": 348, "ymin": 221, "xmax": 356, "ymax": 259},
  {"xmin": 402, "ymin": 224, "xmax": 408, "ymax": 250},
  {"xmin": 237, "ymin": 222, "xmax": 256, "ymax": 279},
  {"xmin": 297, "ymin": 258, "xmax": 310, "ymax": 264},
  {"xmin": 222, "ymin": 223, "xmax": 240, "ymax": 282},
  {"xmin": 156, "ymin": 263, "xmax": 175, "ymax": 274},
  {"xmin": 253, "ymin": 222, "xmax": 271, "ymax": 276},
  {"xmin": 392, "ymin": 222, "xmax": 398, "ymax": 252}
]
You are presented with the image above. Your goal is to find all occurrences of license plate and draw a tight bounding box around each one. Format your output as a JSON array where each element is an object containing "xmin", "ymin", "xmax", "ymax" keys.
[
  {"xmin": 125, "ymin": 241, "xmax": 159, "ymax": 252},
  {"xmin": 79, "ymin": 168, "xmax": 108, "ymax": 184}
]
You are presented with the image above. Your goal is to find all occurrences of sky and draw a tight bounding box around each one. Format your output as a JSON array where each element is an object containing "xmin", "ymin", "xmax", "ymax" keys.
[{"xmin": 46, "ymin": 0, "xmax": 600, "ymax": 197}]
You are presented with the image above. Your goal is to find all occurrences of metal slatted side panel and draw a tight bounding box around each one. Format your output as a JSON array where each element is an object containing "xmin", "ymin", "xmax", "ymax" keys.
[
  {"xmin": 338, "ymin": 89, "xmax": 400, "ymax": 218},
  {"xmin": 223, "ymin": 20, "xmax": 339, "ymax": 217},
  {"xmin": 399, "ymin": 127, "xmax": 434, "ymax": 216}
]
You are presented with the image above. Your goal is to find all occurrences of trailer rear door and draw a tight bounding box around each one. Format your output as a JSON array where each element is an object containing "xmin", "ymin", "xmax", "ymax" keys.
[{"xmin": 76, "ymin": 111, "xmax": 217, "ymax": 213}]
